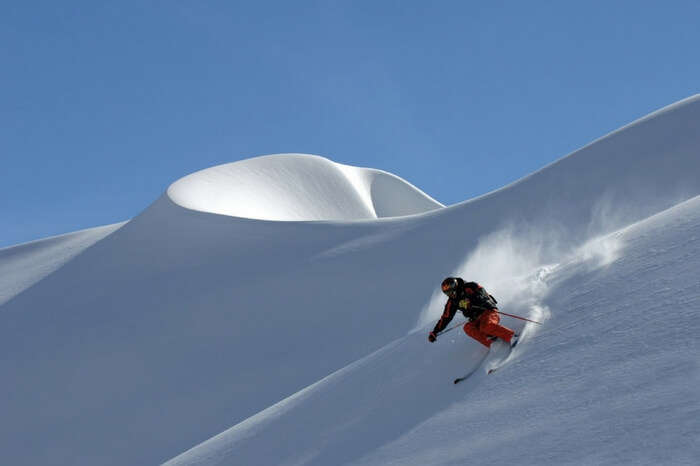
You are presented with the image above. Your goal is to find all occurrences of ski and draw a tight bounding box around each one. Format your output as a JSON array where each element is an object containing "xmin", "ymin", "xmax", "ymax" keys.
[
  {"xmin": 454, "ymin": 367, "xmax": 479, "ymax": 384},
  {"xmin": 454, "ymin": 331, "xmax": 526, "ymax": 382},
  {"xmin": 487, "ymin": 335, "xmax": 520, "ymax": 374},
  {"xmin": 453, "ymin": 354, "xmax": 490, "ymax": 384}
]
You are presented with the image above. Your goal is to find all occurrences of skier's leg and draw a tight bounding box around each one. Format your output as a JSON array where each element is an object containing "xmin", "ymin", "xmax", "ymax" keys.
[
  {"xmin": 478, "ymin": 310, "xmax": 514, "ymax": 343},
  {"xmin": 464, "ymin": 321, "xmax": 492, "ymax": 348}
]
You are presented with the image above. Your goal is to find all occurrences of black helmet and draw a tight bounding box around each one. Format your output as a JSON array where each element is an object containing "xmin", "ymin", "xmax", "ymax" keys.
[{"xmin": 441, "ymin": 277, "xmax": 460, "ymax": 298}]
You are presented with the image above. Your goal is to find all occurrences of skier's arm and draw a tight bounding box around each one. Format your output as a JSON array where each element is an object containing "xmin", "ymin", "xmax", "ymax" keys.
[{"xmin": 431, "ymin": 300, "xmax": 457, "ymax": 336}]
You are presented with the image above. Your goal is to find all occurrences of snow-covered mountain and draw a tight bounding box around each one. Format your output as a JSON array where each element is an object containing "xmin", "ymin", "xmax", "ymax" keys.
[{"xmin": 2, "ymin": 96, "xmax": 699, "ymax": 466}]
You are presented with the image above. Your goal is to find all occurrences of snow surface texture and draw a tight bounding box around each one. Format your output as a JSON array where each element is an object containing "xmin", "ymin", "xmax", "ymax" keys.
[{"xmin": 1, "ymin": 96, "xmax": 700, "ymax": 466}]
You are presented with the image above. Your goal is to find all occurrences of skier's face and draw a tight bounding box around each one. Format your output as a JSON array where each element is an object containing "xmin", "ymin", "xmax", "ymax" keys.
[{"xmin": 444, "ymin": 289, "xmax": 457, "ymax": 299}]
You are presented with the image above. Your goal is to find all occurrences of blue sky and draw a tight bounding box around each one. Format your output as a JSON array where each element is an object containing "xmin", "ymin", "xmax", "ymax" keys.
[{"xmin": 2, "ymin": 0, "xmax": 699, "ymax": 248}]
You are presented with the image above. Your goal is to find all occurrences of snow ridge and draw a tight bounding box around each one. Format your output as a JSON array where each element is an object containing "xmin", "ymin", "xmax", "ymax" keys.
[{"xmin": 0, "ymin": 222, "xmax": 125, "ymax": 306}]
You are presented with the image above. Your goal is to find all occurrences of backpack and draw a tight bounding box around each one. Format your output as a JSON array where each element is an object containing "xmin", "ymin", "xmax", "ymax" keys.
[{"xmin": 464, "ymin": 281, "xmax": 498, "ymax": 309}]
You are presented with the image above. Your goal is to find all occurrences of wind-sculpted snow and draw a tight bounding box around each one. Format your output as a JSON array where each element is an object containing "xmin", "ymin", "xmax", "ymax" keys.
[
  {"xmin": 167, "ymin": 154, "xmax": 444, "ymax": 221},
  {"xmin": 1, "ymin": 96, "xmax": 700, "ymax": 465}
]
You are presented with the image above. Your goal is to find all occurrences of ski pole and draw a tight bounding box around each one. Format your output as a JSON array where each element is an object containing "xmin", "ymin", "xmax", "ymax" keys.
[
  {"xmin": 437, "ymin": 320, "xmax": 466, "ymax": 336},
  {"xmin": 470, "ymin": 305, "xmax": 544, "ymax": 325},
  {"xmin": 496, "ymin": 310, "xmax": 542, "ymax": 325}
]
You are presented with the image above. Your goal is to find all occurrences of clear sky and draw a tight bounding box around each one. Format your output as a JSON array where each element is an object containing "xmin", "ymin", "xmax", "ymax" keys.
[{"xmin": 2, "ymin": 0, "xmax": 699, "ymax": 248}]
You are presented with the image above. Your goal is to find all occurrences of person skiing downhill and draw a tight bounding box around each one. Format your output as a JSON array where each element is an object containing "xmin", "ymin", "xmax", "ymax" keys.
[{"xmin": 428, "ymin": 277, "xmax": 517, "ymax": 348}]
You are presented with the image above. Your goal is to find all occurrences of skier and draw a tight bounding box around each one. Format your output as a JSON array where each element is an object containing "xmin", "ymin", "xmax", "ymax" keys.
[{"xmin": 428, "ymin": 277, "xmax": 517, "ymax": 348}]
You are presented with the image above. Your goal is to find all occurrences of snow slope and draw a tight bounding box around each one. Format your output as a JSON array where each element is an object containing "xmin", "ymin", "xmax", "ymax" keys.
[
  {"xmin": 1, "ymin": 96, "xmax": 699, "ymax": 466},
  {"xmin": 167, "ymin": 195, "xmax": 700, "ymax": 466}
]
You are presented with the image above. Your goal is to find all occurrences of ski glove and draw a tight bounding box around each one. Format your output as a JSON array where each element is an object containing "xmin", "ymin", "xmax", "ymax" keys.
[{"xmin": 428, "ymin": 332, "xmax": 437, "ymax": 343}]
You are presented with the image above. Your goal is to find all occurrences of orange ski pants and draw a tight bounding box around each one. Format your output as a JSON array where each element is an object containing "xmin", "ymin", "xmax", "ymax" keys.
[{"xmin": 463, "ymin": 310, "xmax": 514, "ymax": 348}]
